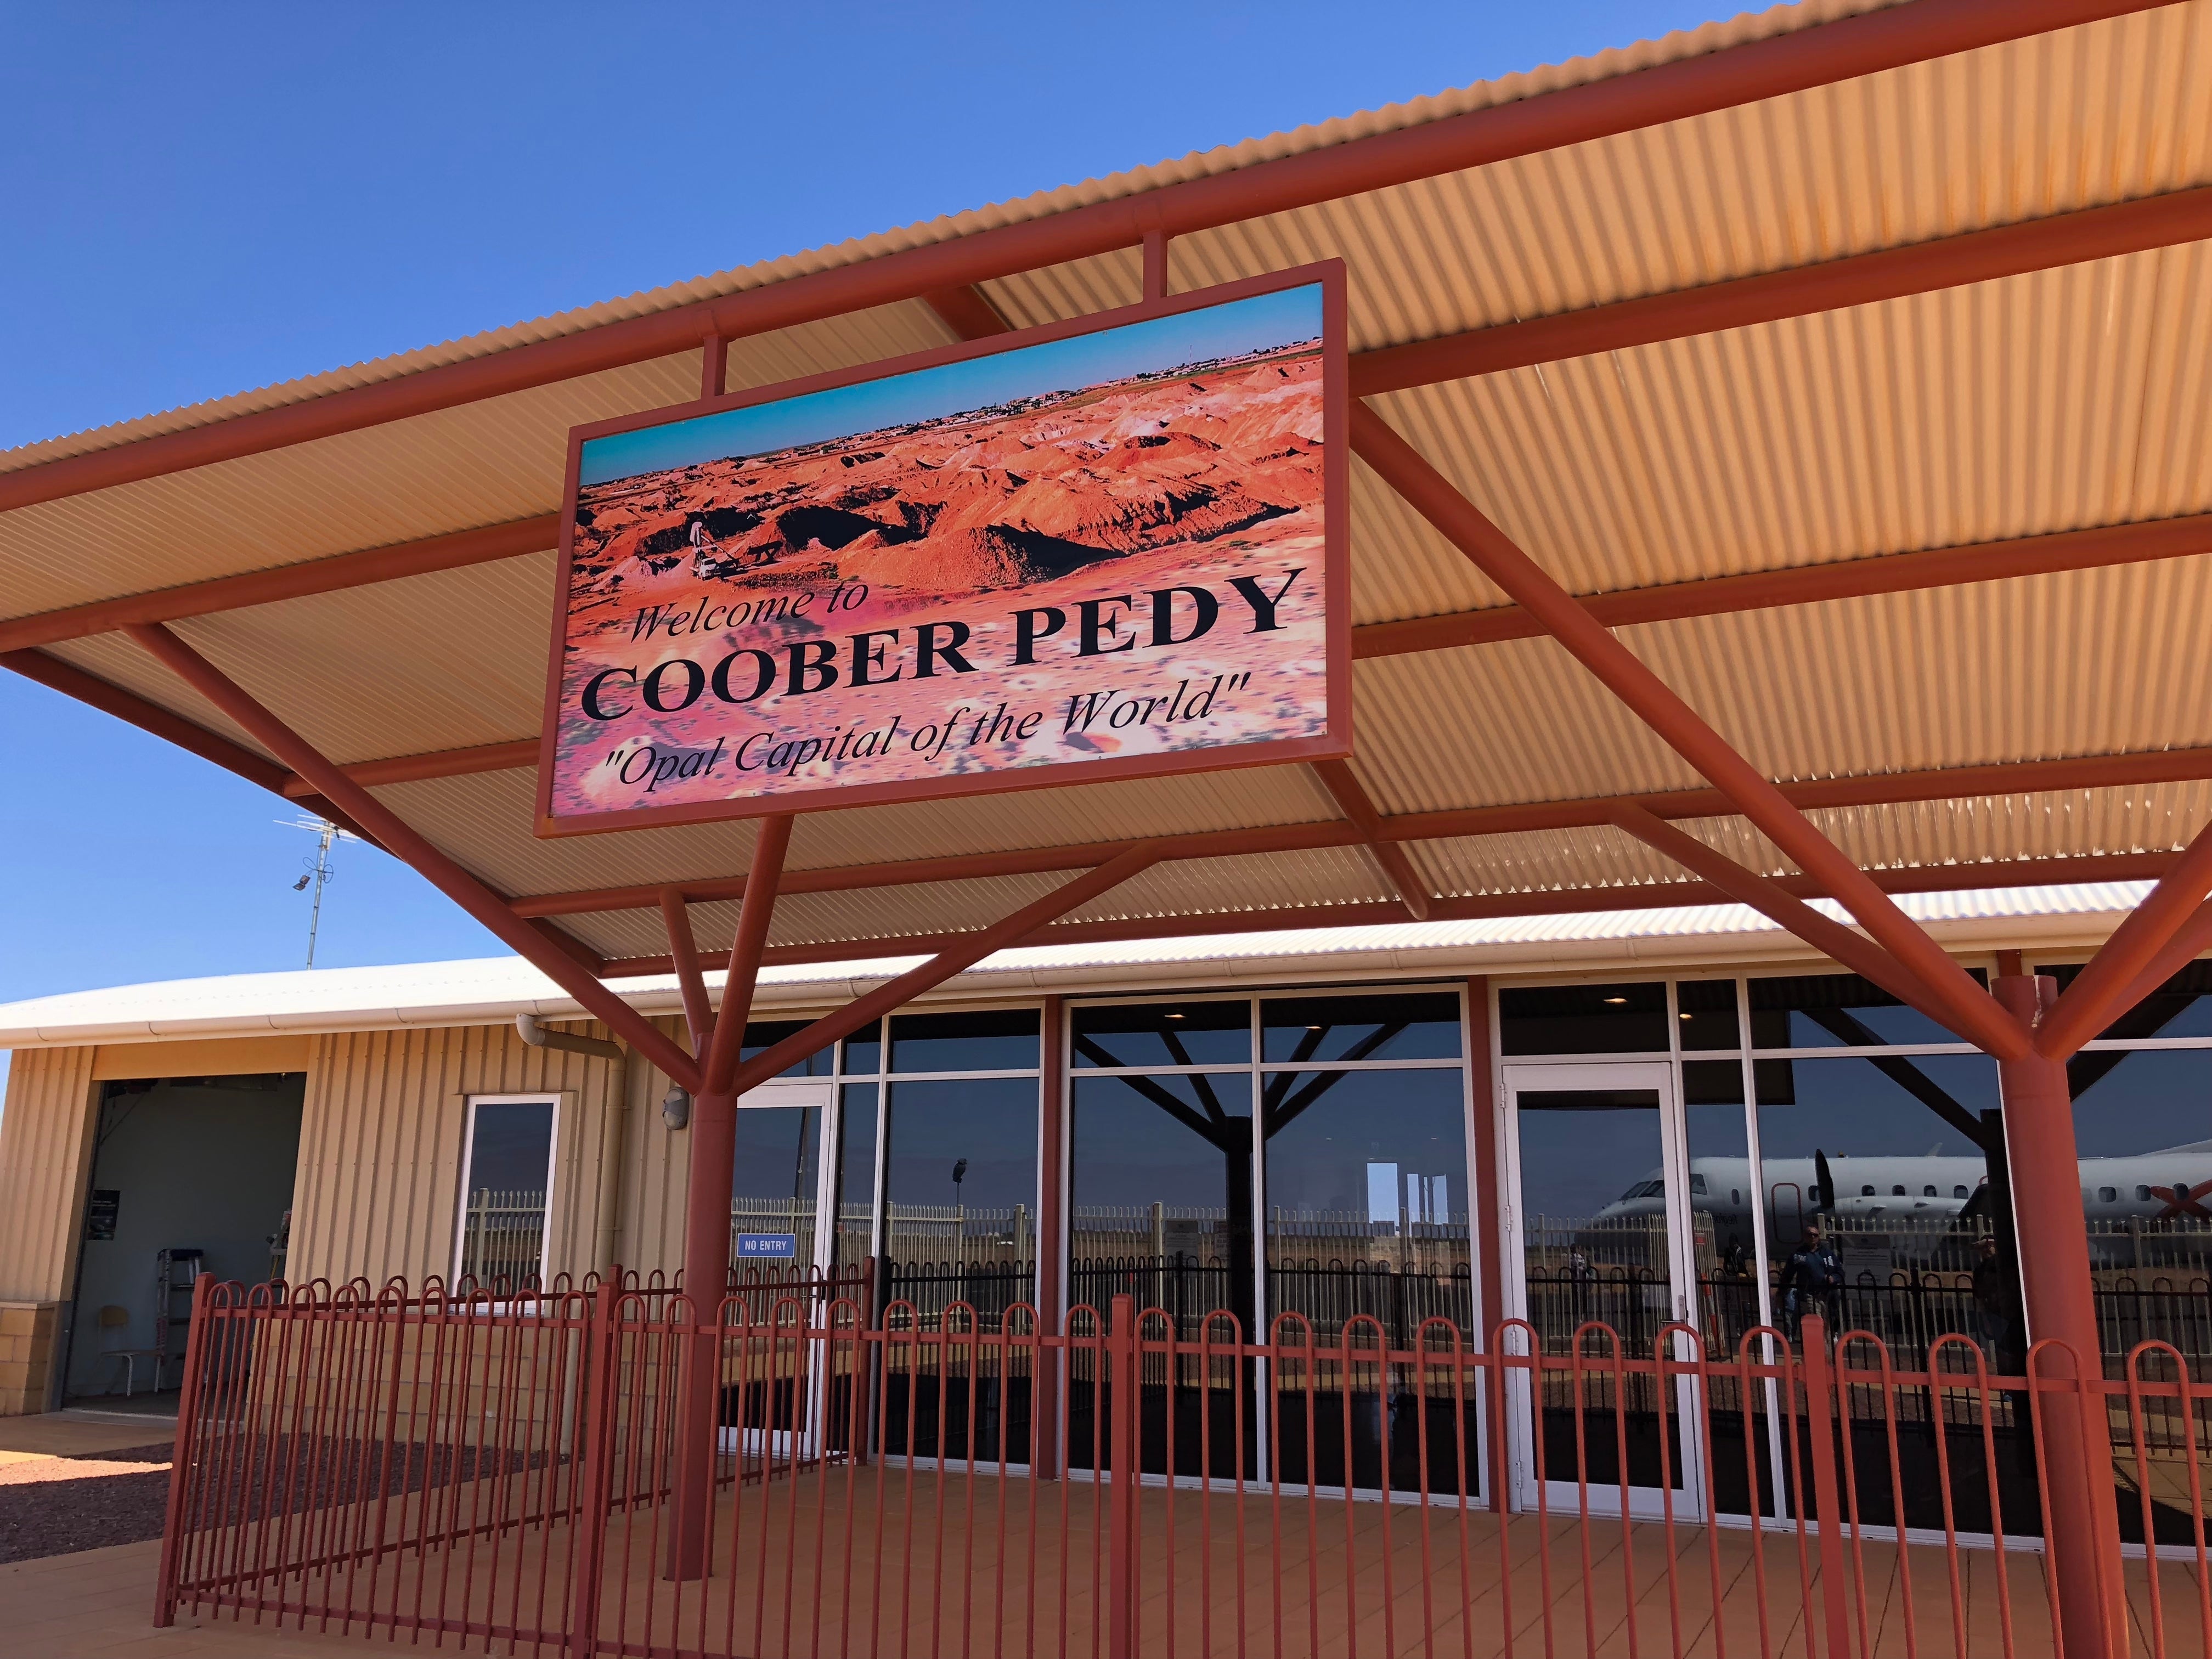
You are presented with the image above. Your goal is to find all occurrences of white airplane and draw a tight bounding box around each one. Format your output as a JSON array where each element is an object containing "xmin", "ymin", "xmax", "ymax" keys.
[{"xmin": 1589, "ymin": 1141, "xmax": 2212, "ymax": 1259}]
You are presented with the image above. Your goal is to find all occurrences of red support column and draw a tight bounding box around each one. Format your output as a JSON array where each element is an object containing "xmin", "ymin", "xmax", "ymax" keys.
[
  {"xmin": 1035, "ymin": 994, "xmax": 1067, "ymax": 1479},
  {"xmin": 1993, "ymin": 974, "xmax": 2127, "ymax": 1658},
  {"xmin": 1464, "ymin": 977, "xmax": 1509, "ymax": 1513},
  {"xmin": 669, "ymin": 816, "xmax": 793, "ymax": 1582}
]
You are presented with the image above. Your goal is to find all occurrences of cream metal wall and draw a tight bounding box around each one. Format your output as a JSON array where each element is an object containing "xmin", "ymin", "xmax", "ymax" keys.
[
  {"xmin": 287, "ymin": 1019, "xmax": 640, "ymax": 1286},
  {"xmin": 0, "ymin": 1046, "xmax": 98, "ymax": 1304}
]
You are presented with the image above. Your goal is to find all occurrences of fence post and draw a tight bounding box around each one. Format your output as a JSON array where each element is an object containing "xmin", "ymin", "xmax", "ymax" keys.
[
  {"xmin": 151, "ymin": 1272, "xmax": 216, "ymax": 1628},
  {"xmin": 1798, "ymin": 1317, "xmax": 1853, "ymax": 1659},
  {"xmin": 566, "ymin": 1280, "xmax": 620, "ymax": 1659},
  {"xmin": 1109, "ymin": 1293, "xmax": 1137, "ymax": 1659}
]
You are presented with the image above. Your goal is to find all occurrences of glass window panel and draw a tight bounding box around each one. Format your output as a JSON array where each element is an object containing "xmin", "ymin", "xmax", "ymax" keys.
[
  {"xmin": 880, "ymin": 1077, "xmax": 1037, "ymax": 1329},
  {"xmin": 1069, "ymin": 1073, "xmax": 1254, "ymax": 1338},
  {"xmin": 1677, "ymin": 979, "xmax": 1742, "ymax": 1051},
  {"xmin": 457, "ymin": 1100, "xmax": 554, "ymax": 1287},
  {"xmin": 1263, "ymin": 1068, "xmax": 1469, "ymax": 1346},
  {"xmin": 842, "ymin": 1019, "xmax": 883, "ymax": 1075},
  {"xmin": 833, "ymin": 1084, "xmax": 879, "ymax": 1271},
  {"xmin": 1266, "ymin": 1066, "xmax": 1474, "ymax": 1500},
  {"xmin": 1752, "ymin": 1054, "xmax": 2008, "ymax": 1357},
  {"xmin": 2065, "ymin": 1047, "xmax": 2212, "ymax": 1354},
  {"xmin": 741, "ymin": 1019, "xmax": 834, "ymax": 1077},
  {"xmin": 1681, "ymin": 1058, "xmax": 1745, "ymax": 1105},
  {"xmin": 1260, "ymin": 992, "xmax": 1460, "ymax": 1063},
  {"xmin": 1071, "ymin": 1000, "xmax": 1250, "ymax": 1068},
  {"xmin": 889, "ymin": 1007, "xmax": 1039, "ymax": 1073},
  {"xmin": 1747, "ymin": 970, "xmax": 1988, "ymax": 1049},
  {"xmin": 1499, "ymin": 982, "xmax": 1667, "ymax": 1054},
  {"xmin": 730, "ymin": 1103, "xmax": 820, "ymax": 1283},
  {"xmin": 2045, "ymin": 960, "xmax": 2212, "ymax": 1042},
  {"xmin": 1684, "ymin": 1092, "xmax": 1760, "ymax": 1355},
  {"xmin": 1681, "ymin": 1089, "xmax": 1774, "ymax": 1516}
]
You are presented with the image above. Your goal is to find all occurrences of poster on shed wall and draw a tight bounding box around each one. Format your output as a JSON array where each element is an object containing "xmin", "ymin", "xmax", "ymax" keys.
[{"xmin": 536, "ymin": 262, "xmax": 1346, "ymax": 834}]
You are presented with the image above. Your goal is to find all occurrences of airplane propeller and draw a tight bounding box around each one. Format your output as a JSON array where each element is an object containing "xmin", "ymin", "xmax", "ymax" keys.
[{"xmin": 1813, "ymin": 1149, "xmax": 1837, "ymax": 1215}]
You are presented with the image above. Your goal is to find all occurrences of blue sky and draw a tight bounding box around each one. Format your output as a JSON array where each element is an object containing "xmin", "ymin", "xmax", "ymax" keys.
[
  {"xmin": 582, "ymin": 285, "xmax": 1321, "ymax": 486},
  {"xmin": 0, "ymin": 0, "xmax": 1724, "ymax": 1066}
]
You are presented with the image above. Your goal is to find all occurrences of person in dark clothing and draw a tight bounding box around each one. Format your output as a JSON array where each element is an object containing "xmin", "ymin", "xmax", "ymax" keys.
[
  {"xmin": 1778, "ymin": 1224, "xmax": 1842, "ymax": 1340},
  {"xmin": 1970, "ymin": 1234, "xmax": 2011, "ymax": 1359}
]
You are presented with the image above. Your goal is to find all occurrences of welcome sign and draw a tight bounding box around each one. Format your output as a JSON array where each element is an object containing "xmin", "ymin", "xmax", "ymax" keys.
[{"xmin": 537, "ymin": 264, "xmax": 1346, "ymax": 833}]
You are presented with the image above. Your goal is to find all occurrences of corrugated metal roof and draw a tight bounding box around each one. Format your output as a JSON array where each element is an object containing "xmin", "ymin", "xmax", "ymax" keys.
[
  {"xmin": 2, "ymin": 0, "xmax": 2208, "ymax": 963},
  {"xmin": 0, "ymin": 877, "xmax": 2148, "ymax": 1050}
]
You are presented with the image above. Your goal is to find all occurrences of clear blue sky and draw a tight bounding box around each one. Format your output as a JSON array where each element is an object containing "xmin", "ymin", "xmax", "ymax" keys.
[{"xmin": 0, "ymin": 0, "xmax": 1722, "ymax": 1039}]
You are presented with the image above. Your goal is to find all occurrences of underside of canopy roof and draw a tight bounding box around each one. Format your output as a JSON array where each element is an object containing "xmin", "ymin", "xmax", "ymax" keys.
[{"xmin": 4, "ymin": 0, "xmax": 2210, "ymax": 976}]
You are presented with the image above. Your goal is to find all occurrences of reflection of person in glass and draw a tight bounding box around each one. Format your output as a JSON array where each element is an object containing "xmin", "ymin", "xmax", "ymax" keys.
[
  {"xmin": 1778, "ymin": 1224, "xmax": 1842, "ymax": 1338},
  {"xmin": 1970, "ymin": 1235, "xmax": 2010, "ymax": 1357}
]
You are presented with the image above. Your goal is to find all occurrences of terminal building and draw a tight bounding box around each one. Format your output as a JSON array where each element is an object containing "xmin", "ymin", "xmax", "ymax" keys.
[{"xmin": 3, "ymin": 0, "xmax": 2209, "ymax": 1651}]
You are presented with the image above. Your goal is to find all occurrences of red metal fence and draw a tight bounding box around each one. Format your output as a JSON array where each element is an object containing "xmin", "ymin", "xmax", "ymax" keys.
[{"xmin": 152, "ymin": 1271, "xmax": 2212, "ymax": 1657}]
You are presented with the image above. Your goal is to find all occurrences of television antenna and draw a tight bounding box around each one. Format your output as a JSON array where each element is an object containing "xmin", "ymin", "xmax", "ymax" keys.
[{"xmin": 276, "ymin": 815, "xmax": 361, "ymax": 967}]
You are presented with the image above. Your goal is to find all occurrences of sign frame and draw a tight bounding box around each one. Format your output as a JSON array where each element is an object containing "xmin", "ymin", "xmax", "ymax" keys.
[{"xmin": 534, "ymin": 259, "xmax": 1349, "ymax": 837}]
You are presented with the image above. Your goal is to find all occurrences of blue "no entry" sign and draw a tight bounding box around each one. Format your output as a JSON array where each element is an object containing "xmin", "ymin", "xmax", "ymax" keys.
[{"xmin": 736, "ymin": 1233, "xmax": 797, "ymax": 1259}]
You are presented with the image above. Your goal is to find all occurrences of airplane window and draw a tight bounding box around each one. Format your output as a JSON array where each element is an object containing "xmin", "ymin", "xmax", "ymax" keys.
[
  {"xmin": 2099, "ymin": 1186, "xmax": 2118, "ymax": 1203},
  {"xmin": 1860, "ymin": 1183, "xmax": 1876, "ymax": 1196},
  {"xmin": 2137, "ymin": 1185, "xmax": 2154, "ymax": 1201},
  {"xmin": 1731, "ymin": 1189, "xmax": 1742, "ymax": 1204},
  {"xmin": 1689, "ymin": 1173, "xmax": 1708, "ymax": 1193},
  {"xmin": 1954, "ymin": 1185, "xmax": 1969, "ymax": 1199},
  {"xmin": 1923, "ymin": 1184, "xmax": 1937, "ymax": 1197},
  {"xmin": 1892, "ymin": 1184, "xmax": 1907, "ymax": 1196}
]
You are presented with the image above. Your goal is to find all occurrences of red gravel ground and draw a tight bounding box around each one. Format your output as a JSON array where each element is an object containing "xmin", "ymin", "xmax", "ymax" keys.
[{"xmin": 0, "ymin": 1443, "xmax": 173, "ymax": 1563}]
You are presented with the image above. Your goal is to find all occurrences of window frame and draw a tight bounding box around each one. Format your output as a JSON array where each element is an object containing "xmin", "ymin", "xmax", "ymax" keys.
[{"xmin": 453, "ymin": 1092, "xmax": 562, "ymax": 1288}]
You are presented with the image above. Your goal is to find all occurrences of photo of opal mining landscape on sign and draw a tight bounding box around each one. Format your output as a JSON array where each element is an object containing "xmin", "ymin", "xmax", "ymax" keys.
[{"xmin": 547, "ymin": 281, "xmax": 1331, "ymax": 822}]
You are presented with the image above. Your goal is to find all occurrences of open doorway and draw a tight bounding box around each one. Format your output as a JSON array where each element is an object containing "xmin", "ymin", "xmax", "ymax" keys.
[{"xmin": 61, "ymin": 1072, "xmax": 305, "ymax": 1414}]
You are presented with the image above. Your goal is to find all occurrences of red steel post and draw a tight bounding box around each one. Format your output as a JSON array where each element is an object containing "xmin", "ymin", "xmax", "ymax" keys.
[
  {"xmin": 669, "ymin": 816, "xmax": 793, "ymax": 1582},
  {"xmin": 1798, "ymin": 1318, "xmax": 1854, "ymax": 1659},
  {"xmin": 1108, "ymin": 1294, "xmax": 1137, "ymax": 1659},
  {"xmin": 566, "ymin": 1280, "xmax": 621, "ymax": 1657},
  {"xmin": 152, "ymin": 1272, "xmax": 215, "ymax": 1627},
  {"xmin": 1993, "ymin": 975, "xmax": 2129, "ymax": 1657},
  {"xmin": 1035, "ymin": 995, "xmax": 1066, "ymax": 1479}
]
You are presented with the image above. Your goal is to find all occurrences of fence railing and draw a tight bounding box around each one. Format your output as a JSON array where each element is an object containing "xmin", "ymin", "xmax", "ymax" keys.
[{"xmin": 154, "ymin": 1271, "xmax": 2212, "ymax": 1657}]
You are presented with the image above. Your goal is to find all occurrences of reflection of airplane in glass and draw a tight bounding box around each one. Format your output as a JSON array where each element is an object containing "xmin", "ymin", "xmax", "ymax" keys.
[{"xmin": 1593, "ymin": 1140, "xmax": 2212, "ymax": 1238}]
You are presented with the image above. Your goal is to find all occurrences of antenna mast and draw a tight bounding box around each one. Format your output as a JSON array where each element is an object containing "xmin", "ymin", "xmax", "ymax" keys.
[{"xmin": 278, "ymin": 815, "xmax": 359, "ymax": 968}]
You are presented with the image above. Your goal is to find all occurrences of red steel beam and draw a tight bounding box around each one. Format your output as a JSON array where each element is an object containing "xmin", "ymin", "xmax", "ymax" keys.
[
  {"xmin": 0, "ymin": 645, "xmax": 382, "ymax": 847},
  {"xmin": 0, "ymin": 0, "xmax": 2156, "ymax": 514},
  {"xmin": 659, "ymin": 888, "xmax": 715, "ymax": 1050},
  {"xmin": 716, "ymin": 843, "xmax": 1167, "ymax": 1097},
  {"xmin": 1312, "ymin": 759, "xmax": 1433, "ymax": 919},
  {"xmin": 2034, "ymin": 813, "xmax": 2212, "ymax": 1057},
  {"xmin": 922, "ymin": 285, "xmax": 1013, "ymax": 340},
  {"xmin": 1608, "ymin": 802, "xmax": 1957, "ymax": 1023},
  {"xmin": 698, "ymin": 816, "xmax": 795, "ymax": 1099},
  {"xmin": 279, "ymin": 738, "xmax": 540, "ymax": 798},
  {"xmin": 5, "ymin": 196, "xmax": 2200, "ymax": 675},
  {"xmin": 0, "ymin": 515, "xmax": 560, "ymax": 656},
  {"xmin": 599, "ymin": 850, "xmax": 2175, "ymax": 978},
  {"xmin": 1352, "ymin": 185, "xmax": 2212, "ymax": 396},
  {"xmin": 242, "ymin": 511, "xmax": 2212, "ymax": 800},
  {"xmin": 1353, "ymin": 513, "xmax": 2212, "ymax": 661},
  {"xmin": 1351, "ymin": 399, "xmax": 2030, "ymax": 1059},
  {"xmin": 512, "ymin": 744, "xmax": 2212, "ymax": 923},
  {"xmin": 121, "ymin": 620, "xmax": 698, "ymax": 1088}
]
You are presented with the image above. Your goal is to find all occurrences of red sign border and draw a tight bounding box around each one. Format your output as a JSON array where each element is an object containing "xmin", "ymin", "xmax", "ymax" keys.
[{"xmin": 534, "ymin": 260, "xmax": 1350, "ymax": 838}]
